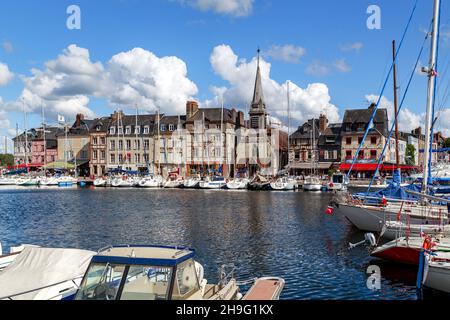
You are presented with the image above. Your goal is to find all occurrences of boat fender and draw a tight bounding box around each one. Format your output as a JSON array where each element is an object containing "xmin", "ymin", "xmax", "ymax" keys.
[
  {"xmin": 329, "ymin": 182, "xmax": 334, "ymax": 188},
  {"xmin": 423, "ymin": 236, "xmax": 432, "ymax": 251},
  {"xmin": 325, "ymin": 206, "xmax": 334, "ymax": 215}
]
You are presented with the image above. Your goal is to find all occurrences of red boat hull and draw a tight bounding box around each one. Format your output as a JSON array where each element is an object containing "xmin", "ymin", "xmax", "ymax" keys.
[{"xmin": 371, "ymin": 246, "xmax": 421, "ymax": 265}]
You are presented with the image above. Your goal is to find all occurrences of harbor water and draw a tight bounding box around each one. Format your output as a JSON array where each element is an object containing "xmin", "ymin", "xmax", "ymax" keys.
[{"xmin": 0, "ymin": 186, "xmax": 443, "ymax": 300}]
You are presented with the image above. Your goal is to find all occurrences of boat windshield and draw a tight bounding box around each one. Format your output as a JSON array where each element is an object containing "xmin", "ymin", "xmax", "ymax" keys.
[
  {"xmin": 75, "ymin": 262, "xmax": 173, "ymax": 300},
  {"xmin": 332, "ymin": 175, "xmax": 343, "ymax": 183}
]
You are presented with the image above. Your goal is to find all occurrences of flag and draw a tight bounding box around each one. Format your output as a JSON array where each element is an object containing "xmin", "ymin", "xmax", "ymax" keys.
[{"xmin": 58, "ymin": 115, "xmax": 65, "ymax": 123}]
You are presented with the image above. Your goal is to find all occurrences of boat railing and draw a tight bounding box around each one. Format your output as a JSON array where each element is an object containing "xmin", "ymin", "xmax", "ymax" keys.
[{"xmin": 218, "ymin": 264, "xmax": 236, "ymax": 288}]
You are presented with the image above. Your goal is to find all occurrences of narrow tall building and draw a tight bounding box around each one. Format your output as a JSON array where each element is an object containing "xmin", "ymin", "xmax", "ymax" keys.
[{"xmin": 249, "ymin": 49, "xmax": 267, "ymax": 130}]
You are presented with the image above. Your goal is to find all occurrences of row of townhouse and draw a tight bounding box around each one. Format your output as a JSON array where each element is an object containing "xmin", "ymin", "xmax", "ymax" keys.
[{"xmin": 289, "ymin": 103, "xmax": 445, "ymax": 177}]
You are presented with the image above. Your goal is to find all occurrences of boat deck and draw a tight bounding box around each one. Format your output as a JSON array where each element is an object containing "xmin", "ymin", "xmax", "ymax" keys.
[{"xmin": 243, "ymin": 278, "xmax": 284, "ymax": 300}]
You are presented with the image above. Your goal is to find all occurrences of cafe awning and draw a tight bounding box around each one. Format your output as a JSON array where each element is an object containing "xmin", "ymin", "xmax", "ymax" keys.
[{"xmin": 44, "ymin": 161, "xmax": 75, "ymax": 170}]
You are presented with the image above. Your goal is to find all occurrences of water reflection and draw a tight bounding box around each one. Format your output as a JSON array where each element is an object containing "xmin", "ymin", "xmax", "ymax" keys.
[{"xmin": 0, "ymin": 186, "xmax": 442, "ymax": 299}]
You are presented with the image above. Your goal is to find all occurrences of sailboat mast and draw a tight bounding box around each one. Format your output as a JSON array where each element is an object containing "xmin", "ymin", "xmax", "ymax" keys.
[
  {"xmin": 392, "ymin": 40, "xmax": 400, "ymax": 169},
  {"xmin": 287, "ymin": 81, "xmax": 291, "ymax": 170},
  {"xmin": 220, "ymin": 97, "xmax": 224, "ymax": 177},
  {"xmin": 422, "ymin": 0, "xmax": 441, "ymax": 194},
  {"xmin": 22, "ymin": 99, "xmax": 28, "ymax": 171}
]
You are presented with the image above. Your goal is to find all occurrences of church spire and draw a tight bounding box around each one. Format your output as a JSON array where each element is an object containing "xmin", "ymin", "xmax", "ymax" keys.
[
  {"xmin": 249, "ymin": 47, "xmax": 267, "ymax": 130},
  {"xmin": 252, "ymin": 47, "xmax": 265, "ymax": 106}
]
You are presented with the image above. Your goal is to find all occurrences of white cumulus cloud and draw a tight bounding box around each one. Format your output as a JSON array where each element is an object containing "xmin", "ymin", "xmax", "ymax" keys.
[
  {"xmin": 263, "ymin": 45, "xmax": 306, "ymax": 64},
  {"xmin": 365, "ymin": 94, "xmax": 426, "ymax": 132},
  {"xmin": 334, "ymin": 59, "xmax": 351, "ymax": 73},
  {"xmin": 208, "ymin": 44, "xmax": 340, "ymax": 126},
  {"xmin": 105, "ymin": 48, "xmax": 198, "ymax": 115},
  {"xmin": 340, "ymin": 42, "xmax": 363, "ymax": 52},
  {"xmin": 175, "ymin": 0, "xmax": 254, "ymax": 17},
  {"xmin": 1, "ymin": 45, "xmax": 198, "ymax": 120},
  {"xmin": 0, "ymin": 62, "xmax": 14, "ymax": 86}
]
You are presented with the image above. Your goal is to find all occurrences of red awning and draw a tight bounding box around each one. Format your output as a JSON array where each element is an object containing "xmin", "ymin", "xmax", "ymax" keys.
[
  {"xmin": 340, "ymin": 163, "xmax": 421, "ymax": 172},
  {"xmin": 340, "ymin": 163, "xmax": 378, "ymax": 171},
  {"xmin": 381, "ymin": 165, "xmax": 420, "ymax": 171}
]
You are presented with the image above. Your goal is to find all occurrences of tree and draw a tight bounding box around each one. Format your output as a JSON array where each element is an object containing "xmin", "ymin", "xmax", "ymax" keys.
[
  {"xmin": 0, "ymin": 154, "xmax": 14, "ymax": 167},
  {"xmin": 405, "ymin": 144, "xmax": 416, "ymax": 166},
  {"xmin": 444, "ymin": 138, "xmax": 450, "ymax": 148}
]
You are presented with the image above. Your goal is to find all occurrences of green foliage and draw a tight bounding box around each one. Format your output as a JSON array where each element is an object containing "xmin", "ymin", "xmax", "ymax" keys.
[
  {"xmin": 405, "ymin": 144, "xmax": 416, "ymax": 166},
  {"xmin": 0, "ymin": 154, "xmax": 14, "ymax": 167},
  {"xmin": 444, "ymin": 138, "xmax": 450, "ymax": 148}
]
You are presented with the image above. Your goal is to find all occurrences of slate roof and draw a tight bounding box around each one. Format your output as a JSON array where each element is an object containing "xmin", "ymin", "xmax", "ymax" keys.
[
  {"xmin": 290, "ymin": 119, "xmax": 320, "ymax": 140},
  {"xmin": 187, "ymin": 108, "xmax": 239, "ymax": 124},
  {"xmin": 342, "ymin": 104, "xmax": 389, "ymax": 136}
]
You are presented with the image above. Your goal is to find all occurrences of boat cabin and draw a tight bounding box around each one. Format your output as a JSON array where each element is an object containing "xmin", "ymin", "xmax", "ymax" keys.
[{"xmin": 74, "ymin": 245, "xmax": 203, "ymax": 300}]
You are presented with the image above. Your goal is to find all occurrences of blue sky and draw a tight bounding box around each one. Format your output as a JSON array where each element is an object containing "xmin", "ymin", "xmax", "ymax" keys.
[{"xmin": 1, "ymin": 0, "xmax": 450, "ymax": 150}]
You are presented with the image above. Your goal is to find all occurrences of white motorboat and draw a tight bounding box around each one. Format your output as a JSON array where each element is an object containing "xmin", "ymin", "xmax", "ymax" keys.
[
  {"xmin": 303, "ymin": 176, "xmax": 322, "ymax": 191},
  {"xmin": 93, "ymin": 178, "xmax": 108, "ymax": 187},
  {"xmin": 270, "ymin": 177, "xmax": 296, "ymax": 191},
  {"xmin": 163, "ymin": 175, "xmax": 184, "ymax": 188},
  {"xmin": 226, "ymin": 178, "xmax": 250, "ymax": 190},
  {"xmin": 328, "ymin": 173, "xmax": 348, "ymax": 191},
  {"xmin": 138, "ymin": 176, "xmax": 164, "ymax": 188},
  {"xmin": 0, "ymin": 247, "xmax": 95, "ymax": 300},
  {"xmin": 183, "ymin": 176, "xmax": 201, "ymax": 189},
  {"xmin": 74, "ymin": 245, "xmax": 284, "ymax": 301},
  {"xmin": 199, "ymin": 176, "xmax": 227, "ymax": 189},
  {"xmin": 111, "ymin": 176, "xmax": 136, "ymax": 188},
  {"xmin": 0, "ymin": 244, "xmax": 39, "ymax": 271}
]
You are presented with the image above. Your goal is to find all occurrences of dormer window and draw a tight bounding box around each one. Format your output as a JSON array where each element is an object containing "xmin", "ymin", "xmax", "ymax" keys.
[
  {"xmin": 110, "ymin": 127, "xmax": 116, "ymax": 135},
  {"xmin": 118, "ymin": 127, "xmax": 123, "ymax": 135},
  {"xmin": 125, "ymin": 126, "xmax": 131, "ymax": 135},
  {"xmin": 161, "ymin": 124, "xmax": 166, "ymax": 132},
  {"xmin": 144, "ymin": 126, "xmax": 149, "ymax": 134},
  {"xmin": 135, "ymin": 126, "xmax": 141, "ymax": 134},
  {"xmin": 169, "ymin": 124, "xmax": 175, "ymax": 132},
  {"xmin": 96, "ymin": 125, "xmax": 101, "ymax": 132}
]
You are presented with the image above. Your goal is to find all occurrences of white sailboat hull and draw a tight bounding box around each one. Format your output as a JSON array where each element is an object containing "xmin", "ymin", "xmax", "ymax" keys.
[
  {"xmin": 226, "ymin": 179, "xmax": 249, "ymax": 190},
  {"xmin": 164, "ymin": 180, "xmax": 183, "ymax": 188},
  {"xmin": 336, "ymin": 202, "xmax": 449, "ymax": 233},
  {"xmin": 270, "ymin": 182, "xmax": 295, "ymax": 191},
  {"xmin": 199, "ymin": 181, "xmax": 226, "ymax": 189},
  {"xmin": 303, "ymin": 184, "xmax": 322, "ymax": 191},
  {"xmin": 424, "ymin": 259, "xmax": 450, "ymax": 293}
]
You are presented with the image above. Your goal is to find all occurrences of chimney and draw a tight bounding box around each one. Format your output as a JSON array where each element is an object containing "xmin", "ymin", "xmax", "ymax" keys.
[
  {"xmin": 238, "ymin": 111, "xmax": 245, "ymax": 128},
  {"xmin": 186, "ymin": 101, "xmax": 199, "ymax": 118},
  {"xmin": 319, "ymin": 113, "xmax": 328, "ymax": 133},
  {"xmin": 75, "ymin": 114, "xmax": 85, "ymax": 127},
  {"xmin": 110, "ymin": 110, "xmax": 124, "ymax": 123}
]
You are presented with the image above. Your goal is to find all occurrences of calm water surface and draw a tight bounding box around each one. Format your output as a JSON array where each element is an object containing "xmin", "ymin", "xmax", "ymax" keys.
[{"xmin": 0, "ymin": 186, "xmax": 440, "ymax": 300}]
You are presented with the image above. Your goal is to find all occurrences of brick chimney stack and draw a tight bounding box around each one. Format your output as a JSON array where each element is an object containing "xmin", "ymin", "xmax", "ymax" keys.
[
  {"xmin": 75, "ymin": 114, "xmax": 85, "ymax": 127},
  {"xmin": 186, "ymin": 101, "xmax": 199, "ymax": 118},
  {"xmin": 319, "ymin": 113, "xmax": 328, "ymax": 133}
]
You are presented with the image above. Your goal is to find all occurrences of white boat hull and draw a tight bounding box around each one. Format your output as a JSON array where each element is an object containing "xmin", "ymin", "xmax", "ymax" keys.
[
  {"xmin": 200, "ymin": 181, "xmax": 226, "ymax": 189},
  {"xmin": 335, "ymin": 202, "xmax": 449, "ymax": 233},
  {"xmin": 303, "ymin": 184, "xmax": 322, "ymax": 191},
  {"xmin": 424, "ymin": 258, "xmax": 450, "ymax": 293},
  {"xmin": 226, "ymin": 179, "xmax": 249, "ymax": 190}
]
